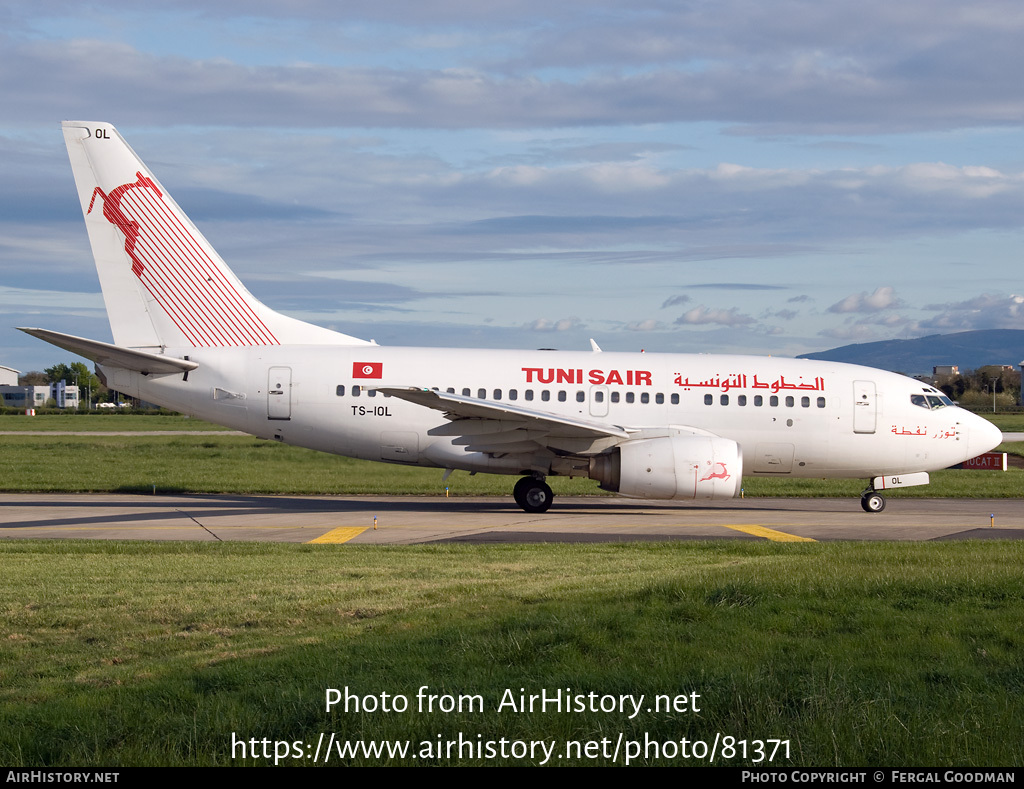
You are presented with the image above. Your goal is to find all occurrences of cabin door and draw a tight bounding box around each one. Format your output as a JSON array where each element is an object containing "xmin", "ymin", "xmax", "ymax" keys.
[
  {"xmin": 852, "ymin": 380, "xmax": 876, "ymax": 434},
  {"xmin": 267, "ymin": 366, "xmax": 292, "ymax": 420}
]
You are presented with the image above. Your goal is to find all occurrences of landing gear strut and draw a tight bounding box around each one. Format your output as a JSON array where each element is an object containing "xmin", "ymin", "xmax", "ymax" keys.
[
  {"xmin": 513, "ymin": 476, "xmax": 553, "ymax": 513},
  {"xmin": 860, "ymin": 489, "xmax": 886, "ymax": 513}
]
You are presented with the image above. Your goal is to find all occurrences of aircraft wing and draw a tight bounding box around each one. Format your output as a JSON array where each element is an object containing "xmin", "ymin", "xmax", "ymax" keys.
[{"xmin": 377, "ymin": 386, "xmax": 632, "ymax": 453}]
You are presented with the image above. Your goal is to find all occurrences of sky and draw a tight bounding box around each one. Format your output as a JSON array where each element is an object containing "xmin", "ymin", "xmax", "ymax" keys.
[{"xmin": 2, "ymin": 0, "xmax": 1024, "ymax": 373}]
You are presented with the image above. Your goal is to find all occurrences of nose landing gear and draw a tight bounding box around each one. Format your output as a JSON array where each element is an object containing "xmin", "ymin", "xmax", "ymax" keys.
[{"xmin": 860, "ymin": 489, "xmax": 886, "ymax": 513}]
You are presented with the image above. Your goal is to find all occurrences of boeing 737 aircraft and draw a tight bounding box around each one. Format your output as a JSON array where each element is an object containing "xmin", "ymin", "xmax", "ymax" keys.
[{"xmin": 20, "ymin": 122, "xmax": 1003, "ymax": 513}]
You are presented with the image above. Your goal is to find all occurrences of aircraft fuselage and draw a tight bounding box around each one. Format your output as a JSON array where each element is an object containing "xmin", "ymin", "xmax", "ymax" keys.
[{"xmin": 108, "ymin": 345, "xmax": 999, "ymax": 482}]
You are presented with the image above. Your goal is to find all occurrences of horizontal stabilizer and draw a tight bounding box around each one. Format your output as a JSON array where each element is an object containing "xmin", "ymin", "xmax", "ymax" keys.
[{"xmin": 18, "ymin": 328, "xmax": 198, "ymax": 375}]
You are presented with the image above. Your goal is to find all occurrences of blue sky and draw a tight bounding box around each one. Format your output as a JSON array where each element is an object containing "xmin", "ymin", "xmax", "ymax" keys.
[{"xmin": 2, "ymin": 0, "xmax": 1023, "ymax": 373}]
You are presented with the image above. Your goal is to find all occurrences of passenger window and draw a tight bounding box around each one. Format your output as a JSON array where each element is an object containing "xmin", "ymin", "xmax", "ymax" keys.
[
  {"xmin": 541, "ymin": 390, "xmax": 551, "ymax": 402},
  {"xmin": 353, "ymin": 385, "xmax": 361, "ymax": 397},
  {"xmin": 446, "ymin": 387, "xmax": 455, "ymax": 394},
  {"xmin": 595, "ymin": 391, "xmax": 604, "ymax": 402},
  {"xmin": 368, "ymin": 389, "xmax": 376, "ymax": 398},
  {"xmin": 785, "ymin": 395, "xmax": 794, "ymax": 407},
  {"xmin": 641, "ymin": 393, "xmax": 649, "ymax": 404},
  {"xmin": 509, "ymin": 389, "xmax": 518, "ymax": 401},
  {"xmin": 525, "ymin": 390, "xmax": 534, "ymax": 401},
  {"xmin": 801, "ymin": 396, "xmax": 810, "ymax": 408},
  {"xmin": 493, "ymin": 389, "xmax": 502, "ymax": 400},
  {"xmin": 336, "ymin": 385, "xmax": 345, "ymax": 396},
  {"xmin": 626, "ymin": 392, "xmax": 635, "ymax": 404},
  {"xmin": 817, "ymin": 397, "xmax": 826, "ymax": 408},
  {"xmin": 720, "ymin": 394, "xmax": 729, "ymax": 406},
  {"xmin": 704, "ymin": 394, "xmax": 713, "ymax": 405},
  {"xmin": 738, "ymin": 395, "xmax": 746, "ymax": 406},
  {"xmin": 611, "ymin": 392, "xmax": 620, "ymax": 403},
  {"xmin": 670, "ymin": 393, "xmax": 679, "ymax": 405},
  {"xmin": 655, "ymin": 393, "xmax": 664, "ymax": 404},
  {"xmin": 754, "ymin": 395, "xmax": 763, "ymax": 407},
  {"xmin": 770, "ymin": 395, "xmax": 779, "ymax": 407},
  {"xmin": 478, "ymin": 388, "xmax": 486, "ymax": 399},
  {"xmin": 462, "ymin": 388, "xmax": 470, "ymax": 396},
  {"xmin": 576, "ymin": 391, "xmax": 585, "ymax": 402},
  {"xmin": 558, "ymin": 391, "xmax": 567, "ymax": 402}
]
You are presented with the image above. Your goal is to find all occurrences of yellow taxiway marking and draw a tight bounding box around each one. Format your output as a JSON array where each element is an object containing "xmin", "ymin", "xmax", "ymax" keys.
[
  {"xmin": 308, "ymin": 527, "xmax": 368, "ymax": 544},
  {"xmin": 723, "ymin": 524, "xmax": 816, "ymax": 542}
]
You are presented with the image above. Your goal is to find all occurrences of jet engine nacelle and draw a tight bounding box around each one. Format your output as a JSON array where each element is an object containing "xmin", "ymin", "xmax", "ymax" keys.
[{"xmin": 591, "ymin": 432, "xmax": 743, "ymax": 500}]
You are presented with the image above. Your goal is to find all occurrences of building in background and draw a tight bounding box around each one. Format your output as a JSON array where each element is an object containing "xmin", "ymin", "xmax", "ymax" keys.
[{"xmin": 0, "ymin": 381, "xmax": 80, "ymax": 409}]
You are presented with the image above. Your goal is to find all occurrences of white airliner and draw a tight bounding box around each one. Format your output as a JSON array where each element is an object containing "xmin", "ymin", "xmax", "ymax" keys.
[{"xmin": 20, "ymin": 121, "xmax": 1003, "ymax": 514}]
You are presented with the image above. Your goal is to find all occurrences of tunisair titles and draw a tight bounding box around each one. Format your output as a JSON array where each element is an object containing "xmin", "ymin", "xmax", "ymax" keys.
[{"xmin": 520, "ymin": 367, "xmax": 826, "ymax": 393}]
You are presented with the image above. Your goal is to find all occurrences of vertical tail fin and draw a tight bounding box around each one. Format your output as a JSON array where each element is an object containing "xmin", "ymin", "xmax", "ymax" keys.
[{"xmin": 62, "ymin": 121, "xmax": 368, "ymax": 349}]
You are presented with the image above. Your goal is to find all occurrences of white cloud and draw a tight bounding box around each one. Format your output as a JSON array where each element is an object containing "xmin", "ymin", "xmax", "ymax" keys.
[
  {"xmin": 828, "ymin": 286, "xmax": 902, "ymax": 314},
  {"xmin": 527, "ymin": 316, "xmax": 584, "ymax": 332},
  {"xmin": 921, "ymin": 293, "xmax": 1024, "ymax": 330},
  {"xmin": 674, "ymin": 305, "xmax": 755, "ymax": 327},
  {"xmin": 623, "ymin": 319, "xmax": 663, "ymax": 331}
]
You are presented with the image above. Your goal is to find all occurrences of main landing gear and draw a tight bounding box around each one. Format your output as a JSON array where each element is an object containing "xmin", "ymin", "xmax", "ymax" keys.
[
  {"xmin": 860, "ymin": 489, "xmax": 886, "ymax": 513},
  {"xmin": 513, "ymin": 476, "xmax": 553, "ymax": 514}
]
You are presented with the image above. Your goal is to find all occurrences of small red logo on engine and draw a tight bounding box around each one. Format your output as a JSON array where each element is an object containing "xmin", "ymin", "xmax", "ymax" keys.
[{"xmin": 700, "ymin": 463, "xmax": 730, "ymax": 482}]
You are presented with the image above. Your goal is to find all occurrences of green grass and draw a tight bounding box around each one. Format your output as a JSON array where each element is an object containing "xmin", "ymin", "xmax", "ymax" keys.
[
  {"xmin": 0, "ymin": 413, "xmax": 233, "ymax": 431},
  {"xmin": 974, "ymin": 412, "xmax": 1024, "ymax": 432},
  {"xmin": 2, "ymin": 432, "xmax": 1022, "ymax": 496},
  {"xmin": 1, "ymin": 539, "xmax": 1021, "ymax": 766}
]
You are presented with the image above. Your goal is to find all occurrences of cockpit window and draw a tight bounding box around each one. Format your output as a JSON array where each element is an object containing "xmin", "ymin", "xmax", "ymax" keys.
[{"xmin": 912, "ymin": 393, "xmax": 953, "ymax": 410}]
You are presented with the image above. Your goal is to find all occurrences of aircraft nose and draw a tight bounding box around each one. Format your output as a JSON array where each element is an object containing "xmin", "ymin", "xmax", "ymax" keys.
[{"xmin": 965, "ymin": 413, "xmax": 1003, "ymax": 459}]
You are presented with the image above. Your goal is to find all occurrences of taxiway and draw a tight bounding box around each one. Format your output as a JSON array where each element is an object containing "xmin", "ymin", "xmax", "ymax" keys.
[{"xmin": 1, "ymin": 494, "xmax": 1021, "ymax": 543}]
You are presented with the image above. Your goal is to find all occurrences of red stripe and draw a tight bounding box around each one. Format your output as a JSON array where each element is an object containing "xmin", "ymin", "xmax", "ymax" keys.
[
  {"xmin": 121, "ymin": 185, "xmax": 280, "ymax": 346},
  {"xmin": 125, "ymin": 190, "xmax": 233, "ymax": 344},
  {"xmin": 128, "ymin": 190, "xmax": 265, "ymax": 345},
  {"xmin": 155, "ymin": 191, "xmax": 279, "ymax": 343},
  {"xmin": 126, "ymin": 191, "xmax": 239, "ymax": 345},
  {"xmin": 128, "ymin": 189, "xmax": 247, "ymax": 344}
]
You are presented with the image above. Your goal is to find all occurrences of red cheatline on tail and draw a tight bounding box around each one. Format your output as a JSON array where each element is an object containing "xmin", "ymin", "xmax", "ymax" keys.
[{"xmin": 88, "ymin": 172, "xmax": 279, "ymax": 347}]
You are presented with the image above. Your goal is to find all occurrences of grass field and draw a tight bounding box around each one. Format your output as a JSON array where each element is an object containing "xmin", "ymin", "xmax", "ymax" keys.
[
  {"xmin": 1, "ymin": 539, "xmax": 1022, "ymax": 767},
  {"xmin": 3, "ymin": 416, "xmax": 1022, "ymax": 768},
  {"xmin": 1, "ymin": 429, "xmax": 1021, "ymax": 497},
  {"xmin": 0, "ymin": 413, "xmax": 232, "ymax": 431}
]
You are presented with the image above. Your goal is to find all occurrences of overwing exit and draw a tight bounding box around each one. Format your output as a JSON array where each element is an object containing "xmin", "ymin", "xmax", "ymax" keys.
[{"xmin": 20, "ymin": 122, "xmax": 1003, "ymax": 514}]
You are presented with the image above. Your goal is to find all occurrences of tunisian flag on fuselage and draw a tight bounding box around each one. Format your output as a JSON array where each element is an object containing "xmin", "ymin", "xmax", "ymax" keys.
[{"xmin": 353, "ymin": 362, "xmax": 383, "ymax": 379}]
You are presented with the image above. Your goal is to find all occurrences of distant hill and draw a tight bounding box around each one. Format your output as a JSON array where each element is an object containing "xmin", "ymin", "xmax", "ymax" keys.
[{"xmin": 797, "ymin": 330, "xmax": 1024, "ymax": 375}]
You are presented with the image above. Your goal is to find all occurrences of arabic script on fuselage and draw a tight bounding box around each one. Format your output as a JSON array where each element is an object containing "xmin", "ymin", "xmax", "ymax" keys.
[{"xmin": 672, "ymin": 374, "xmax": 825, "ymax": 393}]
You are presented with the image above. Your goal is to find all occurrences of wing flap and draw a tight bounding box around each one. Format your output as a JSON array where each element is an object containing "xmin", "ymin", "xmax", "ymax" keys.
[{"xmin": 378, "ymin": 387, "xmax": 632, "ymax": 440}]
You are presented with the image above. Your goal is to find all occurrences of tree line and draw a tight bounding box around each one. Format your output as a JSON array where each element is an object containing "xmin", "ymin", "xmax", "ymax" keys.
[{"xmin": 933, "ymin": 366, "xmax": 1022, "ymax": 409}]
